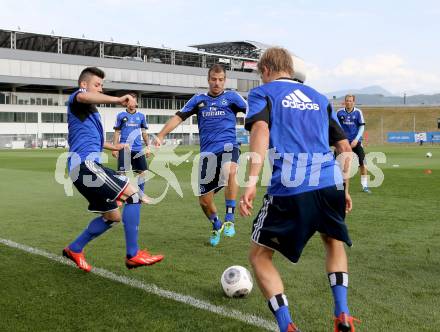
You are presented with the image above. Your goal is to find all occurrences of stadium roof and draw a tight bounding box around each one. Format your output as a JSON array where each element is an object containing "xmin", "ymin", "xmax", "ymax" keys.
[
  {"xmin": 0, "ymin": 29, "xmax": 305, "ymax": 81},
  {"xmin": 189, "ymin": 40, "xmax": 273, "ymax": 59},
  {"xmin": 0, "ymin": 29, "xmax": 264, "ymax": 75},
  {"xmin": 0, "ymin": 29, "xmax": 259, "ymax": 62},
  {"xmin": 190, "ymin": 40, "xmax": 307, "ymax": 82}
]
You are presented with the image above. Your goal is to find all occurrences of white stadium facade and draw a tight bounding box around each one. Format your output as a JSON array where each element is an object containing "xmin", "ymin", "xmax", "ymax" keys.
[{"xmin": 0, "ymin": 29, "xmax": 306, "ymax": 148}]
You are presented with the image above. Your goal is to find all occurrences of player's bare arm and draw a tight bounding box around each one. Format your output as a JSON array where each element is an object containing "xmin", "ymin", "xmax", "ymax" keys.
[
  {"xmin": 239, "ymin": 120, "xmax": 269, "ymax": 217},
  {"xmin": 103, "ymin": 142, "xmax": 127, "ymax": 151},
  {"xmin": 141, "ymin": 129, "xmax": 151, "ymax": 158},
  {"xmin": 334, "ymin": 139, "xmax": 353, "ymax": 213},
  {"xmin": 154, "ymin": 115, "xmax": 183, "ymax": 146},
  {"xmin": 76, "ymin": 92, "xmax": 136, "ymax": 107},
  {"xmin": 112, "ymin": 130, "xmax": 121, "ymax": 158}
]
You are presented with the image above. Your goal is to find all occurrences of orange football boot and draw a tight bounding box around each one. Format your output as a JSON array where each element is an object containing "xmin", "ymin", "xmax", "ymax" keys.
[
  {"xmin": 62, "ymin": 247, "xmax": 92, "ymax": 272},
  {"xmin": 334, "ymin": 312, "xmax": 360, "ymax": 332},
  {"xmin": 286, "ymin": 322, "xmax": 301, "ymax": 332},
  {"xmin": 125, "ymin": 249, "xmax": 164, "ymax": 269}
]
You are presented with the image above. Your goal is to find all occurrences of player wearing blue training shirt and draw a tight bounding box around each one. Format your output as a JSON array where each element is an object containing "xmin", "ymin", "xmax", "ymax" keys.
[
  {"xmin": 336, "ymin": 95, "xmax": 371, "ymax": 193},
  {"xmin": 239, "ymin": 48, "xmax": 358, "ymax": 332},
  {"xmin": 112, "ymin": 91, "xmax": 150, "ymax": 178},
  {"xmin": 63, "ymin": 67, "xmax": 163, "ymax": 272},
  {"xmin": 112, "ymin": 91, "xmax": 152, "ymax": 261},
  {"xmin": 154, "ymin": 64, "xmax": 247, "ymax": 246}
]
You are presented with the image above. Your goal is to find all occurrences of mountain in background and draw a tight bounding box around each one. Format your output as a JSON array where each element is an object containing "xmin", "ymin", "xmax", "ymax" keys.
[
  {"xmin": 330, "ymin": 93, "xmax": 440, "ymax": 106},
  {"xmin": 325, "ymin": 85, "xmax": 440, "ymax": 105},
  {"xmin": 325, "ymin": 85, "xmax": 394, "ymax": 99}
]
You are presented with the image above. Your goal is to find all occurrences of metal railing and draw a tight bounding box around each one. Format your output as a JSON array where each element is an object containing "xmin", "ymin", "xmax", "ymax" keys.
[
  {"xmin": 0, "ymin": 91, "xmax": 189, "ymax": 110},
  {"xmin": 0, "ymin": 91, "xmax": 68, "ymax": 106}
]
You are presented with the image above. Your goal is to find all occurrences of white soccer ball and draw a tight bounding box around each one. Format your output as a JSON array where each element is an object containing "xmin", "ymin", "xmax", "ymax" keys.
[
  {"xmin": 221, "ymin": 265, "xmax": 253, "ymax": 298},
  {"xmin": 426, "ymin": 152, "xmax": 433, "ymax": 158}
]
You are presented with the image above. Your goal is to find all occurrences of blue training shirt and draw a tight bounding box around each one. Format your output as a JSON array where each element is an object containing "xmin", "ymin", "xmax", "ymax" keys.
[
  {"xmin": 67, "ymin": 89, "xmax": 104, "ymax": 172},
  {"xmin": 245, "ymin": 78, "xmax": 343, "ymax": 196},
  {"xmin": 336, "ymin": 107, "xmax": 365, "ymax": 142},
  {"xmin": 114, "ymin": 110, "xmax": 148, "ymax": 152},
  {"xmin": 176, "ymin": 91, "xmax": 247, "ymax": 153}
]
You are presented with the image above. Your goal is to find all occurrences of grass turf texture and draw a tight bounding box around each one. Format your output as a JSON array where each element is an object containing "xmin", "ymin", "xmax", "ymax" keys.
[{"xmin": 0, "ymin": 145, "xmax": 439, "ymax": 331}]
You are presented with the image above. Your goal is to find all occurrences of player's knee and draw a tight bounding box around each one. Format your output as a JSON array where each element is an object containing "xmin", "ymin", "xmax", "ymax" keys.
[
  {"xmin": 249, "ymin": 251, "xmax": 265, "ymax": 270},
  {"xmin": 199, "ymin": 195, "xmax": 211, "ymax": 208},
  {"xmin": 321, "ymin": 235, "xmax": 343, "ymax": 249},
  {"xmin": 106, "ymin": 217, "xmax": 120, "ymax": 224},
  {"xmin": 103, "ymin": 211, "xmax": 121, "ymax": 223},
  {"xmin": 125, "ymin": 192, "xmax": 141, "ymax": 204},
  {"xmin": 248, "ymin": 251, "xmax": 258, "ymax": 268},
  {"xmin": 249, "ymin": 245, "xmax": 272, "ymax": 268}
]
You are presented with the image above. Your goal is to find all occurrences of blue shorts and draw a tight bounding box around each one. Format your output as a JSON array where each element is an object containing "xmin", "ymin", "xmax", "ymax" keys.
[
  {"xmin": 198, "ymin": 147, "xmax": 240, "ymax": 196},
  {"xmin": 251, "ymin": 186, "xmax": 352, "ymax": 263},
  {"xmin": 71, "ymin": 161, "xmax": 129, "ymax": 213},
  {"xmin": 117, "ymin": 150, "xmax": 148, "ymax": 173}
]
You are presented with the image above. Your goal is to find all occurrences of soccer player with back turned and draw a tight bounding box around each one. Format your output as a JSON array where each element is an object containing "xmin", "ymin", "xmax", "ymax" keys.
[{"xmin": 240, "ymin": 48, "xmax": 359, "ymax": 332}]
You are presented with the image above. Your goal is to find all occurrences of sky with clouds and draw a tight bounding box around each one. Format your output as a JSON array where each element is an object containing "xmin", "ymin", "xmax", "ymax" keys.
[{"xmin": 0, "ymin": 0, "xmax": 438, "ymax": 95}]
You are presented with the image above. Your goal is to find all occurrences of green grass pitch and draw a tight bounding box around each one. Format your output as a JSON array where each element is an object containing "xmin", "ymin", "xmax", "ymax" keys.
[{"xmin": 0, "ymin": 145, "xmax": 439, "ymax": 331}]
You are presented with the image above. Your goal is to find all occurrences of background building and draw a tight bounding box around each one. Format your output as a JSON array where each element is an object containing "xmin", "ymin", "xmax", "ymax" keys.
[{"xmin": 0, "ymin": 29, "xmax": 306, "ymax": 148}]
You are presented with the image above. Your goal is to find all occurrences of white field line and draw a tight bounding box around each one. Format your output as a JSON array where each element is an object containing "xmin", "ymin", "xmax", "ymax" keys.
[{"xmin": 0, "ymin": 238, "xmax": 277, "ymax": 331}]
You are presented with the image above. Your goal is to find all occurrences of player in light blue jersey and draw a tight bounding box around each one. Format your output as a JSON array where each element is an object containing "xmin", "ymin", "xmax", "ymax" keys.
[
  {"xmin": 154, "ymin": 64, "xmax": 247, "ymax": 246},
  {"xmin": 239, "ymin": 48, "xmax": 358, "ymax": 332},
  {"xmin": 336, "ymin": 95, "xmax": 371, "ymax": 193},
  {"xmin": 63, "ymin": 67, "xmax": 163, "ymax": 272}
]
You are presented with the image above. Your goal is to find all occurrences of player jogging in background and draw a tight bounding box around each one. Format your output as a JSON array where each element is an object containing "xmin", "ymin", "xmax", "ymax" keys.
[
  {"xmin": 63, "ymin": 67, "xmax": 163, "ymax": 272},
  {"xmin": 154, "ymin": 64, "xmax": 247, "ymax": 247},
  {"xmin": 336, "ymin": 95, "xmax": 371, "ymax": 193},
  {"xmin": 240, "ymin": 47, "xmax": 359, "ymax": 332}
]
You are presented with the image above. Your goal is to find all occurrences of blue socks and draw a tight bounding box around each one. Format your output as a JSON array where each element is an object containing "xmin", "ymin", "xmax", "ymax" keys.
[
  {"xmin": 265, "ymin": 274, "xmax": 348, "ymax": 332},
  {"xmin": 69, "ymin": 216, "xmax": 113, "ymax": 253},
  {"xmin": 268, "ymin": 294, "xmax": 292, "ymax": 332},
  {"xmin": 225, "ymin": 199, "xmax": 236, "ymax": 222},
  {"xmin": 69, "ymin": 192, "xmax": 144, "ymax": 259},
  {"xmin": 328, "ymin": 272, "xmax": 350, "ymax": 316},
  {"xmin": 209, "ymin": 213, "xmax": 222, "ymax": 231},
  {"xmin": 122, "ymin": 203, "xmax": 141, "ymax": 258}
]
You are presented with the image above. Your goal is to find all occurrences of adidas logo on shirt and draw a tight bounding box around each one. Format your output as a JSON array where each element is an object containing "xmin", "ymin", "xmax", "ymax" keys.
[{"xmin": 282, "ymin": 89, "xmax": 320, "ymax": 110}]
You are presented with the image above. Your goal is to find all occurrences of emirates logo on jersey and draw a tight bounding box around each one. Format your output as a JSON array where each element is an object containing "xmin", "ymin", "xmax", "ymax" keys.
[{"xmin": 202, "ymin": 110, "xmax": 226, "ymax": 117}]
